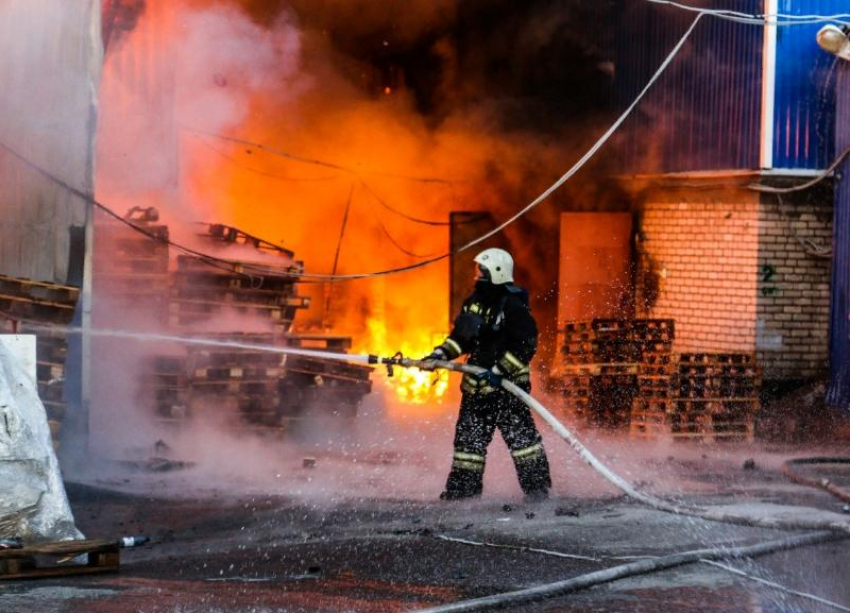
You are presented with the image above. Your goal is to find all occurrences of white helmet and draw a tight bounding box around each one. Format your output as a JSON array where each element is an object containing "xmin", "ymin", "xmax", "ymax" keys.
[{"xmin": 474, "ymin": 248, "xmax": 514, "ymax": 285}]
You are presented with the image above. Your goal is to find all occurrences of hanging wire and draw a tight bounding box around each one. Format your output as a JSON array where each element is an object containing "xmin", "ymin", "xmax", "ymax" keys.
[
  {"xmin": 183, "ymin": 126, "xmax": 457, "ymax": 185},
  {"xmin": 0, "ymin": 14, "xmax": 701, "ymax": 282},
  {"xmin": 645, "ymin": 0, "xmax": 850, "ymax": 27},
  {"xmin": 323, "ymin": 182, "xmax": 355, "ymax": 321},
  {"xmin": 194, "ymin": 134, "xmax": 340, "ymax": 182},
  {"xmin": 359, "ymin": 179, "xmax": 456, "ymax": 227}
]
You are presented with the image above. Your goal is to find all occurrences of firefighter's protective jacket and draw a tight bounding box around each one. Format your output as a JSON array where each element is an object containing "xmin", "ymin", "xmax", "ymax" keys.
[{"xmin": 435, "ymin": 281, "xmax": 538, "ymax": 394}]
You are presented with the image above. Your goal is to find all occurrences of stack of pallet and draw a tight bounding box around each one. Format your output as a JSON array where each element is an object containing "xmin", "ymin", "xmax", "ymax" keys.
[
  {"xmin": 138, "ymin": 354, "xmax": 190, "ymax": 423},
  {"xmin": 590, "ymin": 320, "xmax": 641, "ymax": 427},
  {"xmin": 552, "ymin": 319, "xmax": 677, "ymax": 428},
  {"xmin": 551, "ymin": 321, "xmax": 595, "ymax": 419},
  {"xmin": 629, "ymin": 320, "xmax": 676, "ymax": 438},
  {"xmin": 141, "ymin": 332, "xmax": 372, "ymax": 434},
  {"xmin": 94, "ymin": 207, "xmax": 170, "ymax": 324},
  {"xmin": 97, "ymin": 215, "xmax": 375, "ymax": 435},
  {"xmin": 670, "ymin": 353, "xmax": 760, "ymax": 442},
  {"xmin": 0, "ymin": 274, "xmax": 79, "ymax": 447},
  {"xmin": 169, "ymin": 255, "xmax": 309, "ymax": 331}
]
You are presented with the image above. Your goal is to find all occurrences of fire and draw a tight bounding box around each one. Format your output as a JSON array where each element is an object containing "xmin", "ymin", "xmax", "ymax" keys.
[{"xmin": 357, "ymin": 318, "xmax": 451, "ymax": 410}]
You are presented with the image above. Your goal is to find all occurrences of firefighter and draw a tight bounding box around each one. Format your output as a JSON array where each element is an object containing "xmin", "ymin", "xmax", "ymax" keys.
[{"xmin": 424, "ymin": 247, "xmax": 552, "ymax": 501}]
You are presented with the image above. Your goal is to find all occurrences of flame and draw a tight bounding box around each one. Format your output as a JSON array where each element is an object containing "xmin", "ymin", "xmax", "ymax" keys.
[
  {"xmin": 95, "ymin": 0, "xmax": 515, "ymax": 427},
  {"xmin": 356, "ymin": 318, "xmax": 451, "ymax": 413}
]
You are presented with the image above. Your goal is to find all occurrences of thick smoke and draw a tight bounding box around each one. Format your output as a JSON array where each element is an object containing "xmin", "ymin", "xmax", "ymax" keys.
[{"xmin": 89, "ymin": 0, "xmax": 625, "ymax": 483}]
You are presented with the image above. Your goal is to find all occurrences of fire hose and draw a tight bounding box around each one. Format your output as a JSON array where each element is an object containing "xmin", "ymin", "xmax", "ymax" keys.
[
  {"xmin": 33, "ymin": 322, "xmax": 850, "ymax": 535},
  {"xmin": 24, "ymin": 323, "xmax": 850, "ymax": 534},
  {"xmin": 19, "ymin": 326, "xmax": 850, "ymax": 611},
  {"xmin": 782, "ymin": 457, "xmax": 850, "ymax": 505},
  {"xmin": 371, "ymin": 354, "xmax": 850, "ymax": 535},
  {"xmin": 364, "ymin": 356, "xmax": 850, "ymax": 613}
]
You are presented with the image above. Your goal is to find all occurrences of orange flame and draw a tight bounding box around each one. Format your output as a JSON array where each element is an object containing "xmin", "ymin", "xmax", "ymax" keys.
[{"xmin": 356, "ymin": 318, "xmax": 451, "ymax": 415}]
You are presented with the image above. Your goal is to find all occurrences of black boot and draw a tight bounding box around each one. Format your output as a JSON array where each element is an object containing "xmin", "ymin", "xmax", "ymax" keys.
[
  {"xmin": 441, "ymin": 466, "xmax": 484, "ymax": 500},
  {"xmin": 512, "ymin": 449, "xmax": 552, "ymax": 501}
]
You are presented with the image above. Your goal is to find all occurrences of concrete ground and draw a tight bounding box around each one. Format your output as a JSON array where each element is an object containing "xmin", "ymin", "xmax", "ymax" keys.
[{"xmin": 4, "ymin": 424, "xmax": 850, "ymax": 613}]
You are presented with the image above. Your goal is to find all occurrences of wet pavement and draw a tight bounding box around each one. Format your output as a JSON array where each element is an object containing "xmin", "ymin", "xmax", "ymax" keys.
[{"xmin": 3, "ymin": 443, "xmax": 850, "ymax": 613}]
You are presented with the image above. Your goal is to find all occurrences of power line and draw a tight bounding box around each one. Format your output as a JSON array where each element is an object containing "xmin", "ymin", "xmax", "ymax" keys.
[
  {"xmin": 194, "ymin": 134, "xmax": 340, "ymax": 182},
  {"xmin": 183, "ymin": 126, "xmax": 457, "ymax": 185},
  {"xmin": 365, "ymin": 198, "xmax": 438, "ymax": 259},
  {"xmin": 749, "ymin": 144, "xmax": 850, "ymax": 195},
  {"xmin": 454, "ymin": 14, "xmax": 704, "ymax": 256},
  {"xmin": 323, "ymin": 182, "xmax": 355, "ymax": 321},
  {"xmin": 198, "ymin": 133, "xmax": 475, "ymax": 229},
  {"xmin": 1, "ymin": 14, "xmax": 699, "ymax": 282},
  {"xmin": 0, "ymin": 139, "xmax": 314, "ymax": 283},
  {"xmin": 360, "ymin": 179, "xmax": 457, "ymax": 227},
  {"xmin": 646, "ymin": 0, "xmax": 850, "ymax": 27}
]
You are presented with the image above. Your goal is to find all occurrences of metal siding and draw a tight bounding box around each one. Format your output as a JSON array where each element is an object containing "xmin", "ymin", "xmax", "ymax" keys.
[
  {"xmin": 827, "ymin": 64, "xmax": 850, "ymax": 410},
  {"xmin": 0, "ymin": 0, "xmax": 102, "ymax": 286},
  {"xmin": 616, "ymin": 0, "xmax": 764, "ymax": 174},
  {"xmin": 772, "ymin": 0, "xmax": 843, "ymax": 170}
]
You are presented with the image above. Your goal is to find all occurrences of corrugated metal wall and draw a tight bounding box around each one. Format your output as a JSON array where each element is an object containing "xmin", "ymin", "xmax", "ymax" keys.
[
  {"xmin": 616, "ymin": 0, "xmax": 764, "ymax": 174},
  {"xmin": 97, "ymin": 0, "xmax": 179, "ymax": 201},
  {"xmin": 826, "ymin": 63, "xmax": 850, "ymax": 410},
  {"xmin": 0, "ymin": 0, "xmax": 103, "ymax": 286},
  {"xmin": 772, "ymin": 0, "xmax": 843, "ymax": 170}
]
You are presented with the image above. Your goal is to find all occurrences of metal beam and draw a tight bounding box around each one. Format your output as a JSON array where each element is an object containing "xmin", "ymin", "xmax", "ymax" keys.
[{"xmin": 827, "ymin": 61, "xmax": 850, "ymax": 410}]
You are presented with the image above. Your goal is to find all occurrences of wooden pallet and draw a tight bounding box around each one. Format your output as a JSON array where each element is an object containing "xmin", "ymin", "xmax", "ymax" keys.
[
  {"xmin": 192, "ymin": 366, "xmax": 283, "ymax": 380},
  {"xmin": 631, "ymin": 397, "xmax": 675, "ymax": 412},
  {"xmin": 630, "ymin": 411, "xmax": 755, "ymax": 443},
  {"xmin": 0, "ymin": 274, "xmax": 79, "ymax": 306},
  {"xmin": 189, "ymin": 351, "xmax": 285, "ymax": 369},
  {"xmin": 175, "ymin": 254, "xmax": 303, "ymax": 278},
  {"xmin": 172, "ymin": 269, "xmax": 301, "ymax": 295},
  {"xmin": 283, "ymin": 334, "xmax": 353, "ymax": 352},
  {"xmin": 0, "ymin": 539, "xmax": 119, "ymax": 580}
]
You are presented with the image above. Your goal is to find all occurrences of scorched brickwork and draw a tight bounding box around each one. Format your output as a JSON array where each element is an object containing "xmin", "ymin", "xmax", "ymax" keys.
[{"xmin": 633, "ymin": 183, "xmax": 832, "ymax": 381}]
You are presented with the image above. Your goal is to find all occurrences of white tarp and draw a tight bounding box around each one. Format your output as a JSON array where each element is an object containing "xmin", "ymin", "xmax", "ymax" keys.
[
  {"xmin": 0, "ymin": 0, "xmax": 103, "ymax": 285},
  {"xmin": 0, "ymin": 336, "xmax": 81, "ymax": 542}
]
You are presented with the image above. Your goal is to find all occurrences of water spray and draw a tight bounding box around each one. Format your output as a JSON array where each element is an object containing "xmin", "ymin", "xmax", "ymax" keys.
[{"xmin": 33, "ymin": 323, "xmax": 850, "ymax": 534}]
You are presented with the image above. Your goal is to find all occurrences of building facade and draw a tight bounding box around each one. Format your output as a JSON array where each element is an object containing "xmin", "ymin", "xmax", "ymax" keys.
[{"xmin": 617, "ymin": 1, "xmax": 844, "ymax": 383}]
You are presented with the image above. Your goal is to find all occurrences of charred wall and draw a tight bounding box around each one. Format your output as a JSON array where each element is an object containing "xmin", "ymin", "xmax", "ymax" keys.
[{"xmin": 631, "ymin": 178, "xmax": 833, "ymax": 383}]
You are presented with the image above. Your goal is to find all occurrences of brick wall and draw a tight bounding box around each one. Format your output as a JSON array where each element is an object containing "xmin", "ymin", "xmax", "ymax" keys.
[
  {"xmin": 755, "ymin": 194, "xmax": 832, "ymax": 379},
  {"xmin": 633, "ymin": 183, "xmax": 832, "ymax": 380}
]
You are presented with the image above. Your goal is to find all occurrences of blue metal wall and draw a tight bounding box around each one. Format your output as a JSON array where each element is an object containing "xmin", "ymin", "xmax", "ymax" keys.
[
  {"xmin": 772, "ymin": 0, "xmax": 842, "ymax": 170},
  {"xmin": 616, "ymin": 0, "xmax": 764, "ymax": 174},
  {"xmin": 826, "ymin": 63, "xmax": 850, "ymax": 410}
]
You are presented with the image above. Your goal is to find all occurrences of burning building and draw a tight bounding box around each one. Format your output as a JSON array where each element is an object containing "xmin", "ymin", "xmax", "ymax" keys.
[
  {"xmin": 613, "ymin": 1, "xmax": 842, "ymax": 400},
  {"xmin": 2, "ymin": 0, "xmax": 848, "ymax": 456}
]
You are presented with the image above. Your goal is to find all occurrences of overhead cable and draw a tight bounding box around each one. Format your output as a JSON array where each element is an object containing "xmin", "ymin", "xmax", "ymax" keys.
[
  {"xmin": 749, "ymin": 144, "xmax": 850, "ymax": 195},
  {"xmin": 183, "ymin": 126, "xmax": 457, "ymax": 185},
  {"xmin": 646, "ymin": 0, "xmax": 850, "ymax": 27},
  {"xmin": 0, "ymin": 15, "xmax": 700, "ymax": 282},
  {"xmin": 453, "ymin": 14, "xmax": 703, "ymax": 256},
  {"xmin": 195, "ymin": 135, "xmax": 340, "ymax": 182},
  {"xmin": 359, "ymin": 179, "xmax": 455, "ymax": 226},
  {"xmin": 0, "ymin": 139, "xmax": 317, "ymax": 283}
]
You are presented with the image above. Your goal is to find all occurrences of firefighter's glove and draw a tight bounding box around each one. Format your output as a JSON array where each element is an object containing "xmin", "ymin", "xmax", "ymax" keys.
[
  {"xmin": 475, "ymin": 366, "xmax": 503, "ymax": 389},
  {"xmin": 420, "ymin": 347, "xmax": 447, "ymax": 370}
]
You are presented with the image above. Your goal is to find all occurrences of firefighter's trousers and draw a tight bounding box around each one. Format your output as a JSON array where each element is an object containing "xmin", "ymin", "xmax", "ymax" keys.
[{"xmin": 443, "ymin": 386, "xmax": 551, "ymax": 499}]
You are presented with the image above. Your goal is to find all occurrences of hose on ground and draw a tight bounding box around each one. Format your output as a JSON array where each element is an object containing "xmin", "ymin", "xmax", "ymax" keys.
[
  {"xmin": 782, "ymin": 457, "xmax": 850, "ymax": 505},
  {"xmin": 400, "ymin": 358, "xmax": 850, "ymax": 535},
  {"xmin": 409, "ymin": 531, "xmax": 845, "ymax": 613},
  {"xmin": 432, "ymin": 533, "xmax": 850, "ymax": 612}
]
